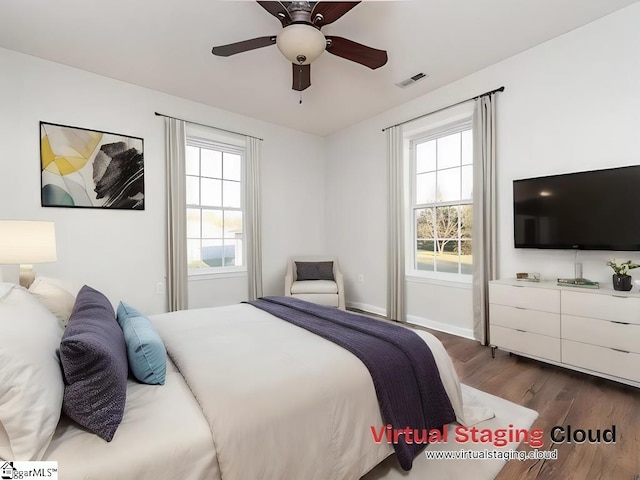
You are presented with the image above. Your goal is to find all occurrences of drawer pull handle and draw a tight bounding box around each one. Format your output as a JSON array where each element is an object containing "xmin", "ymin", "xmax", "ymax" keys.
[
  {"xmin": 515, "ymin": 329, "xmax": 526, "ymax": 333},
  {"xmin": 514, "ymin": 307, "xmax": 527, "ymax": 310},
  {"xmin": 611, "ymin": 321, "xmax": 631, "ymax": 325},
  {"xmin": 610, "ymin": 347, "xmax": 630, "ymax": 354}
]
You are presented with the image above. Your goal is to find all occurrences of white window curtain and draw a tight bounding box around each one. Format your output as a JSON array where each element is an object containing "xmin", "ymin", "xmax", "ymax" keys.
[
  {"xmin": 387, "ymin": 125, "xmax": 405, "ymax": 322},
  {"xmin": 246, "ymin": 136, "xmax": 263, "ymax": 301},
  {"xmin": 472, "ymin": 94, "xmax": 498, "ymax": 344},
  {"xmin": 165, "ymin": 118, "xmax": 188, "ymax": 311}
]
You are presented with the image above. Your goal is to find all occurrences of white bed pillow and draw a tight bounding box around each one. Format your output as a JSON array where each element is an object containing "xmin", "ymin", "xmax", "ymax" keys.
[
  {"xmin": 0, "ymin": 422, "xmax": 11, "ymax": 461},
  {"xmin": 0, "ymin": 287, "xmax": 65, "ymax": 460},
  {"xmin": 0, "ymin": 283, "xmax": 14, "ymax": 302},
  {"xmin": 29, "ymin": 276, "xmax": 81, "ymax": 326}
]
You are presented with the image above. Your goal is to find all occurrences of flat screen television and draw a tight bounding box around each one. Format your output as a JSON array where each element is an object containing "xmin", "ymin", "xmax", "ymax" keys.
[{"xmin": 513, "ymin": 165, "xmax": 640, "ymax": 251}]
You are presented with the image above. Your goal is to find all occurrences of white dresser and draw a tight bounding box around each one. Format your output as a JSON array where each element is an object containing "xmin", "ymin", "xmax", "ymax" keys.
[{"xmin": 489, "ymin": 279, "xmax": 640, "ymax": 388}]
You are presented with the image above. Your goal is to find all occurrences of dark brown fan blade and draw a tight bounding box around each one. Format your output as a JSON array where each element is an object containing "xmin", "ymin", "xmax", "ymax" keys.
[
  {"xmin": 257, "ymin": 1, "xmax": 291, "ymax": 27},
  {"xmin": 311, "ymin": 2, "xmax": 360, "ymax": 28},
  {"xmin": 212, "ymin": 36, "xmax": 276, "ymax": 57},
  {"xmin": 325, "ymin": 36, "xmax": 387, "ymax": 69},
  {"xmin": 292, "ymin": 64, "xmax": 311, "ymax": 91}
]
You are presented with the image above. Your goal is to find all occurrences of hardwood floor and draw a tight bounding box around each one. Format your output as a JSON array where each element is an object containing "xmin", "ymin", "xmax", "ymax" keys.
[{"xmin": 424, "ymin": 328, "xmax": 640, "ymax": 480}]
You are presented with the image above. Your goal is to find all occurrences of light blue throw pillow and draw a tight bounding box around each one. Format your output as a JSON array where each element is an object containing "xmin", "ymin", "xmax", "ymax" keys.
[{"xmin": 116, "ymin": 302, "xmax": 167, "ymax": 385}]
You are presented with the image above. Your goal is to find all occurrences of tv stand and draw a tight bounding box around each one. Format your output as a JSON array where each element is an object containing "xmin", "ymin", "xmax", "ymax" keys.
[{"xmin": 489, "ymin": 279, "xmax": 640, "ymax": 388}]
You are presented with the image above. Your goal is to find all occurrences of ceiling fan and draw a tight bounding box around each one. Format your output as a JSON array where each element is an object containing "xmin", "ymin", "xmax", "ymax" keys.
[{"xmin": 211, "ymin": 1, "xmax": 388, "ymax": 92}]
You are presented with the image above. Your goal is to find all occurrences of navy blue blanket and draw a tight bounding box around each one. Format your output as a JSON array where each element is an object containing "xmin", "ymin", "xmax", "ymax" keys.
[{"xmin": 248, "ymin": 296, "xmax": 456, "ymax": 470}]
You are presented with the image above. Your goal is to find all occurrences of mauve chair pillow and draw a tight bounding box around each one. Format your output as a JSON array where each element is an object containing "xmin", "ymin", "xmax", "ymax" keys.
[
  {"xmin": 295, "ymin": 261, "xmax": 335, "ymax": 281},
  {"xmin": 59, "ymin": 285, "xmax": 128, "ymax": 442}
]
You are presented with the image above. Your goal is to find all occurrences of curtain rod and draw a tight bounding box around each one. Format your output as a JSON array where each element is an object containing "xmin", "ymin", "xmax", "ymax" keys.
[
  {"xmin": 381, "ymin": 86, "xmax": 505, "ymax": 132},
  {"xmin": 154, "ymin": 112, "xmax": 264, "ymax": 141}
]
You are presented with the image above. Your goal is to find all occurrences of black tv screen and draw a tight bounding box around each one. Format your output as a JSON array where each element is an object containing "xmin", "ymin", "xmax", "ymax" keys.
[{"xmin": 513, "ymin": 165, "xmax": 640, "ymax": 251}]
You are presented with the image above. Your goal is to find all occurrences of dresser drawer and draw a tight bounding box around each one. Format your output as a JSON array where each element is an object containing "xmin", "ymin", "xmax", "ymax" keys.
[
  {"xmin": 562, "ymin": 290, "xmax": 640, "ymax": 325},
  {"xmin": 490, "ymin": 304, "xmax": 560, "ymax": 337},
  {"xmin": 490, "ymin": 284, "xmax": 560, "ymax": 313},
  {"xmin": 562, "ymin": 339, "xmax": 640, "ymax": 383},
  {"xmin": 562, "ymin": 315, "xmax": 640, "ymax": 354},
  {"xmin": 490, "ymin": 325, "xmax": 561, "ymax": 361}
]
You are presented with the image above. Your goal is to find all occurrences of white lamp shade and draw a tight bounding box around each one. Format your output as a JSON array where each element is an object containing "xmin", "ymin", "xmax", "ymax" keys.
[
  {"xmin": 276, "ymin": 24, "xmax": 326, "ymax": 65},
  {"xmin": 0, "ymin": 221, "xmax": 57, "ymax": 264}
]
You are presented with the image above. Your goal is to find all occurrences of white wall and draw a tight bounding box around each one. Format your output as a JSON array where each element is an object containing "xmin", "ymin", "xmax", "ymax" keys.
[
  {"xmin": 0, "ymin": 47, "xmax": 326, "ymax": 314},
  {"xmin": 3, "ymin": 3, "xmax": 638, "ymax": 325},
  {"xmin": 325, "ymin": 4, "xmax": 640, "ymax": 336}
]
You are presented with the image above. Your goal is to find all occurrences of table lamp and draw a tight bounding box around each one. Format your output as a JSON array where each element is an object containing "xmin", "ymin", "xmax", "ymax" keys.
[{"xmin": 0, "ymin": 220, "xmax": 57, "ymax": 288}]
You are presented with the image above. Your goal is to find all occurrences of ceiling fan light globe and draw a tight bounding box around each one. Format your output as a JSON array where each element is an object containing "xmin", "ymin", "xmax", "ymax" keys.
[{"xmin": 276, "ymin": 24, "xmax": 326, "ymax": 65}]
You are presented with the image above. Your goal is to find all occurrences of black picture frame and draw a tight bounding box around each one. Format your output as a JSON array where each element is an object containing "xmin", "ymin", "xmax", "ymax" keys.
[{"xmin": 40, "ymin": 121, "xmax": 144, "ymax": 210}]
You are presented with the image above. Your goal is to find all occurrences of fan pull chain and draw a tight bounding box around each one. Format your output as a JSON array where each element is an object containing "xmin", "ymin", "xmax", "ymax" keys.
[{"xmin": 297, "ymin": 66, "xmax": 303, "ymax": 104}]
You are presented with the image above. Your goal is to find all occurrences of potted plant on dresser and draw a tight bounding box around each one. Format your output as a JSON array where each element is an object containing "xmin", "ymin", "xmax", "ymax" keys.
[{"xmin": 607, "ymin": 259, "xmax": 640, "ymax": 291}]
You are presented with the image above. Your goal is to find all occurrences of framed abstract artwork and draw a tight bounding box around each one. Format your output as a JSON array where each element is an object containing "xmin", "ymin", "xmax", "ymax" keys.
[{"xmin": 40, "ymin": 121, "xmax": 144, "ymax": 209}]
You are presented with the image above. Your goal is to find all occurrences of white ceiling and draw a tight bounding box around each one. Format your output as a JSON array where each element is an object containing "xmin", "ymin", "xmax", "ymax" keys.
[{"xmin": 0, "ymin": 0, "xmax": 636, "ymax": 136}]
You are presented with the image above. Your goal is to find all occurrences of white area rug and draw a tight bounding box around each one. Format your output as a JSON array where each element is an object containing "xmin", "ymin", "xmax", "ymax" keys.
[{"xmin": 362, "ymin": 384, "xmax": 539, "ymax": 480}]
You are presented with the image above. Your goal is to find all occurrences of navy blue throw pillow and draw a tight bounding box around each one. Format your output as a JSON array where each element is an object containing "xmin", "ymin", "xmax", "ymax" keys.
[{"xmin": 59, "ymin": 285, "xmax": 128, "ymax": 441}]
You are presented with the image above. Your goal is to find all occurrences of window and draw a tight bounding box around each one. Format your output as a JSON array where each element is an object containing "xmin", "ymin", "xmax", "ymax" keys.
[
  {"xmin": 410, "ymin": 122, "xmax": 472, "ymax": 280},
  {"xmin": 185, "ymin": 137, "xmax": 245, "ymax": 274}
]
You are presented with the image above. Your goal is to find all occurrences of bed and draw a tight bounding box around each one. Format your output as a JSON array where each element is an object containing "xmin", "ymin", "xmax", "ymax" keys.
[{"xmin": 0, "ymin": 281, "xmax": 468, "ymax": 480}]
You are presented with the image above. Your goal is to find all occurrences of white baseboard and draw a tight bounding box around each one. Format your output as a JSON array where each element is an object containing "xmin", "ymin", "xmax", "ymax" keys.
[
  {"xmin": 346, "ymin": 301, "xmax": 387, "ymax": 318},
  {"xmin": 347, "ymin": 302, "xmax": 476, "ymax": 340},
  {"xmin": 406, "ymin": 314, "xmax": 475, "ymax": 340}
]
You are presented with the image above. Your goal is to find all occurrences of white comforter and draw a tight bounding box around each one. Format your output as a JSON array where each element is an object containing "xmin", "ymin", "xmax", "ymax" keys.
[
  {"xmin": 43, "ymin": 359, "xmax": 218, "ymax": 479},
  {"xmin": 151, "ymin": 303, "xmax": 466, "ymax": 480}
]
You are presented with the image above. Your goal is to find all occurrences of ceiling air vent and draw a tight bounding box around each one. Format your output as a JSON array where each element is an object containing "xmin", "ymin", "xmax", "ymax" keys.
[{"xmin": 395, "ymin": 72, "xmax": 428, "ymax": 88}]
